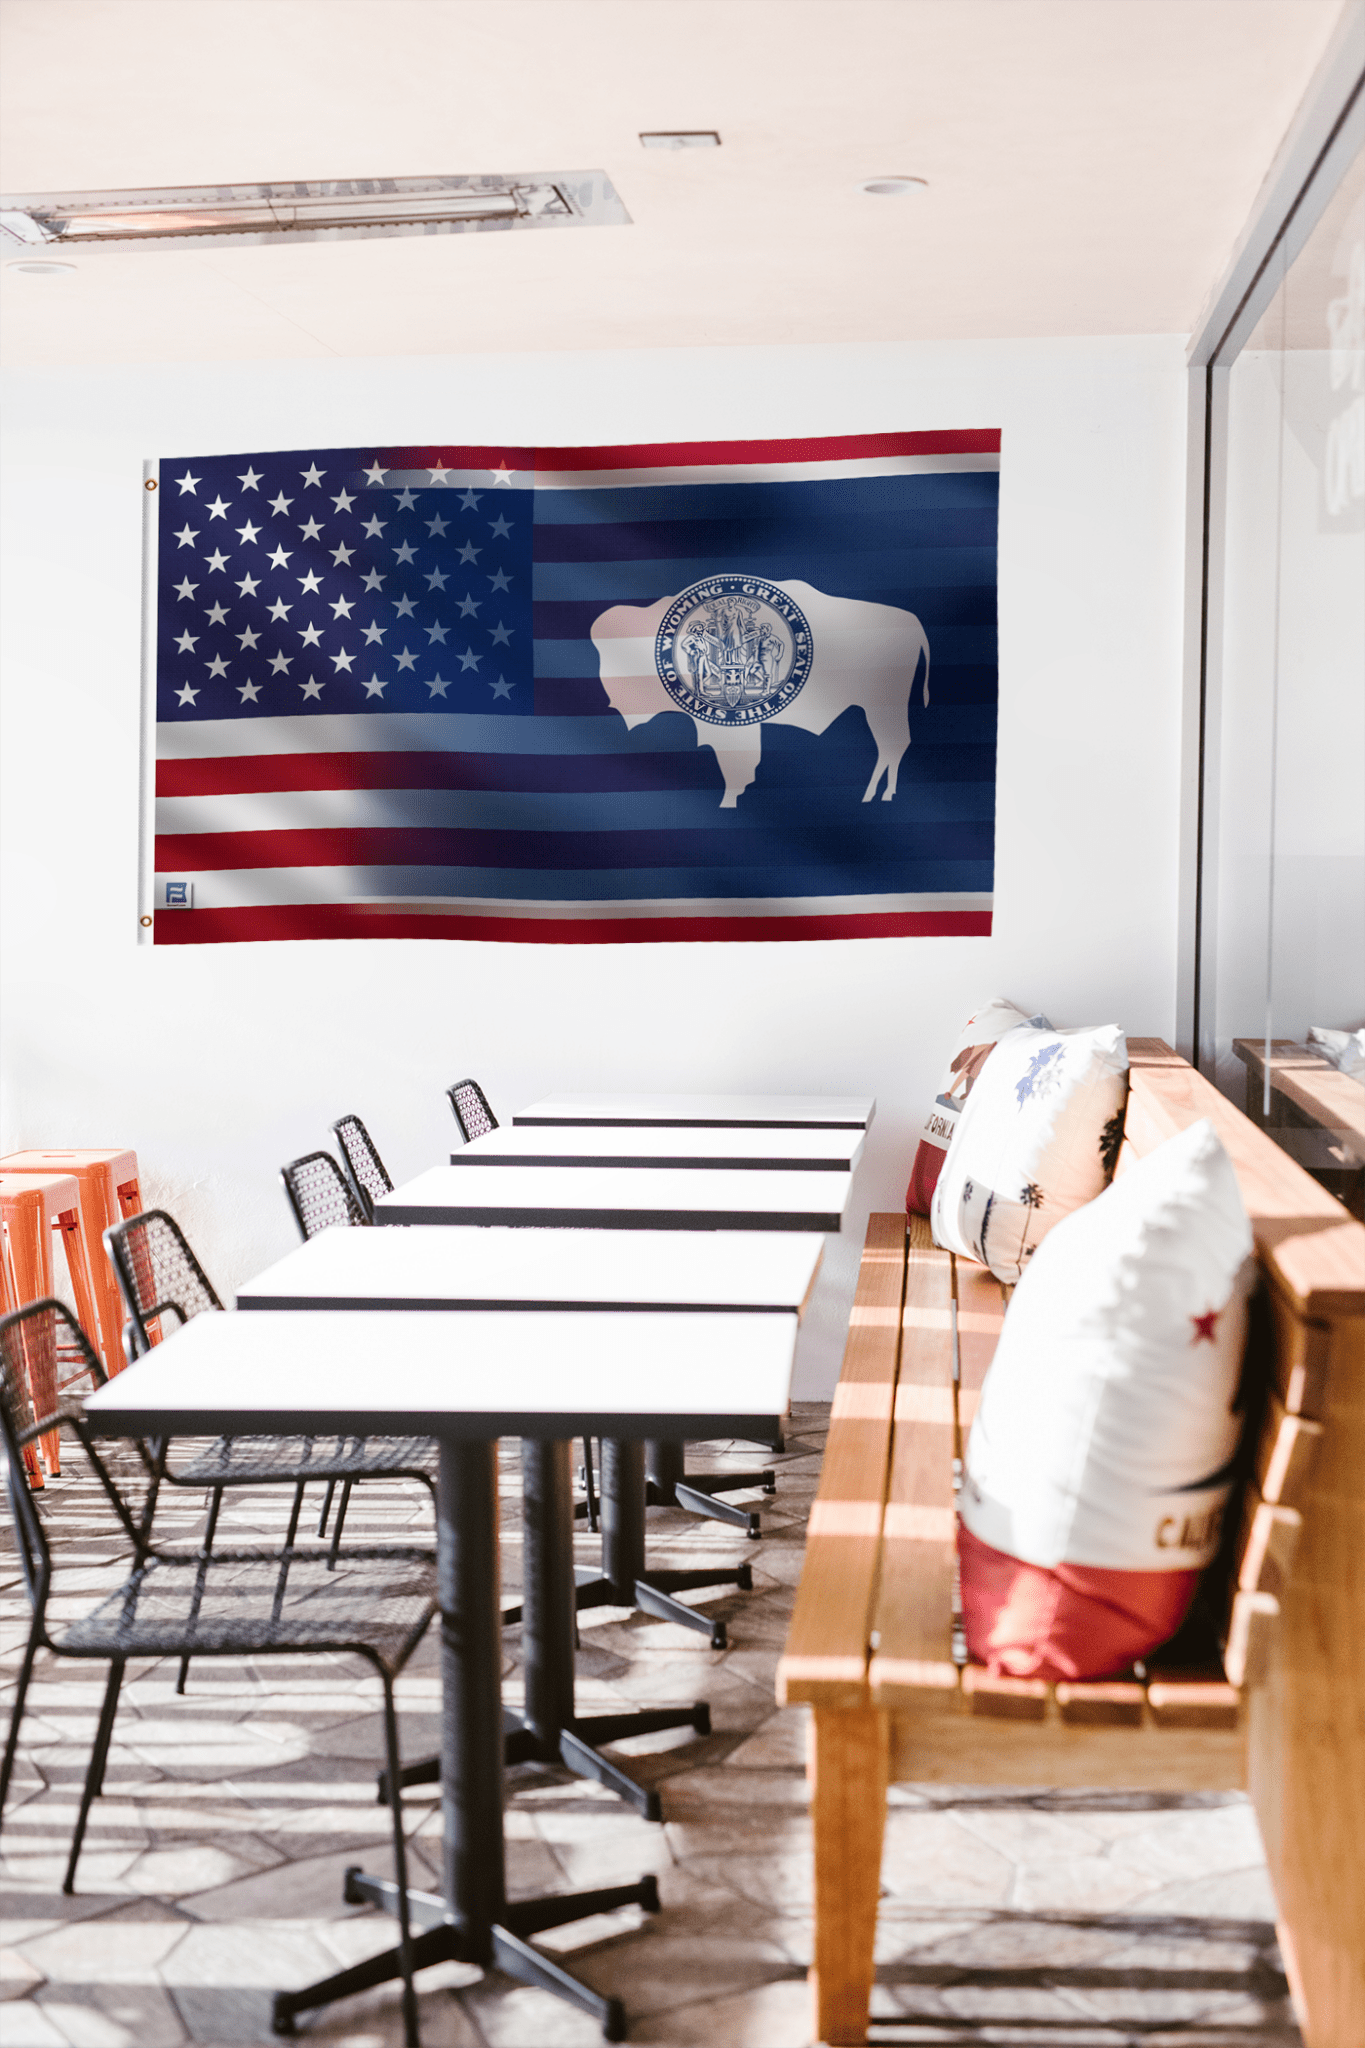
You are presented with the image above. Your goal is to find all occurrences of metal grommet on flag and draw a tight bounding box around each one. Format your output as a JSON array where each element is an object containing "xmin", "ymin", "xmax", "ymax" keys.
[
  {"xmin": 139, "ymin": 915, "xmax": 153, "ymax": 927},
  {"xmin": 144, "ymin": 478, "xmax": 158, "ymax": 491}
]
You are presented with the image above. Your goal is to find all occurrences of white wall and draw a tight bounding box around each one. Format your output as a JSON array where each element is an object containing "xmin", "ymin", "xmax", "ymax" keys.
[{"xmin": 0, "ymin": 334, "xmax": 1188, "ymax": 1394}]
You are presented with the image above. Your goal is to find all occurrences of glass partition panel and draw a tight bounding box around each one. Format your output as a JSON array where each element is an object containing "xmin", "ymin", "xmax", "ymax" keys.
[{"xmin": 1211, "ymin": 142, "xmax": 1364, "ymax": 1216}]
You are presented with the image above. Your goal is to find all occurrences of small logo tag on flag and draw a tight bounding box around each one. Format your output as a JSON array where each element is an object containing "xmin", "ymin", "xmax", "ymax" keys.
[{"xmin": 158, "ymin": 879, "xmax": 194, "ymax": 909}]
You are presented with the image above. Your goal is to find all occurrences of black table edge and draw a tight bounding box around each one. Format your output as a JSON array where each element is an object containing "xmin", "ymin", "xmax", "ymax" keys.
[
  {"xmin": 374, "ymin": 1205, "xmax": 843, "ymax": 1232},
  {"xmin": 237, "ymin": 1293, "xmax": 798, "ymax": 1314},
  {"xmin": 85, "ymin": 1409, "xmax": 787, "ymax": 1442}
]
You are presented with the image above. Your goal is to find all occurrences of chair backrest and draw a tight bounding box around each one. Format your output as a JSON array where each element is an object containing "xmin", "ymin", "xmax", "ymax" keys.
[
  {"xmin": 0, "ymin": 1303, "xmax": 54, "ymax": 1606},
  {"xmin": 330, "ymin": 1113, "xmax": 393, "ymax": 1221},
  {"xmin": 0, "ymin": 1301, "xmax": 137, "ymax": 1611},
  {"xmin": 104, "ymin": 1209, "xmax": 224, "ymax": 1357},
  {"xmin": 447, "ymin": 1078, "xmax": 498, "ymax": 1144},
  {"xmin": 281, "ymin": 1150, "xmax": 367, "ymax": 1239}
]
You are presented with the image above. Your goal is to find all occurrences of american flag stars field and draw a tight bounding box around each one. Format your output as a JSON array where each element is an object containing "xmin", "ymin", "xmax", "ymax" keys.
[{"xmin": 159, "ymin": 450, "xmax": 534, "ymax": 721}]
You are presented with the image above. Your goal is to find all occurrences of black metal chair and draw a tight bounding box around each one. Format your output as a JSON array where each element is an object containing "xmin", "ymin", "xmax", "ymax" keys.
[
  {"xmin": 103, "ymin": 1209, "xmax": 437, "ymax": 1689},
  {"xmin": 0, "ymin": 1299, "xmax": 432, "ymax": 2047},
  {"xmin": 331, "ymin": 1114, "xmax": 393, "ymax": 1223},
  {"xmin": 281, "ymin": 1149, "xmax": 367, "ymax": 1235},
  {"xmin": 446, "ymin": 1078, "xmax": 498, "ymax": 1143}
]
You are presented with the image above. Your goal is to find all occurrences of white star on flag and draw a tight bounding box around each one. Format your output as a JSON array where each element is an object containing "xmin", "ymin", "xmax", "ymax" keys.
[
  {"xmin": 237, "ymin": 466, "xmax": 263, "ymax": 491},
  {"xmin": 300, "ymin": 675, "xmax": 324, "ymax": 699},
  {"xmin": 175, "ymin": 472, "xmax": 201, "ymax": 495},
  {"xmin": 300, "ymin": 464, "xmax": 325, "ymax": 486},
  {"xmin": 363, "ymin": 461, "xmax": 387, "ymax": 485}
]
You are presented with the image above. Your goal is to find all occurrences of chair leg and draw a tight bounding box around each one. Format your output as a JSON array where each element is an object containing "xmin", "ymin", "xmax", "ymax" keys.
[
  {"xmin": 380, "ymin": 1676, "xmax": 420, "ymax": 2048},
  {"xmin": 316, "ymin": 1478, "xmax": 337, "ymax": 1539},
  {"xmin": 177, "ymin": 1485, "xmax": 225, "ymax": 1695},
  {"xmin": 327, "ymin": 1479, "xmax": 354, "ymax": 1569},
  {"xmin": 283, "ymin": 1481, "xmax": 307, "ymax": 1550},
  {"xmin": 64, "ymin": 1658, "xmax": 125, "ymax": 1895},
  {"xmin": 0, "ymin": 1620, "xmax": 43, "ymax": 1825},
  {"xmin": 581, "ymin": 1437, "xmax": 599, "ymax": 1534}
]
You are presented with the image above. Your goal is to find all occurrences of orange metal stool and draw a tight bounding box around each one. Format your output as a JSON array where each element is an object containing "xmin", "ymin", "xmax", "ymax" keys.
[
  {"xmin": 0, "ymin": 1171, "xmax": 105, "ymax": 1475},
  {"xmin": 0, "ymin": 1150, "xmax": 143, "ymax": 1377}
]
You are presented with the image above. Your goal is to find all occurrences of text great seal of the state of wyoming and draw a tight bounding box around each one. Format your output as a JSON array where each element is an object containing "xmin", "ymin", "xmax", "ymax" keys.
[{"xmin": 654, "ymin": 575, "xmax": 814, "ymax": 727}]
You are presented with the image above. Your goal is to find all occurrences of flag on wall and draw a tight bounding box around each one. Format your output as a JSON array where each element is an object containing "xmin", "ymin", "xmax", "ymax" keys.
[{"xmin": 148, "ymin": 432, "xmax": 999, "ymax": 944}]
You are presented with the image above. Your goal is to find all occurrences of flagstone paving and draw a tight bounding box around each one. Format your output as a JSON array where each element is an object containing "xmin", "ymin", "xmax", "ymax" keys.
[{"xmin": 3, "ymin": 1408, "xmax": 1298, "ymax": 2046}]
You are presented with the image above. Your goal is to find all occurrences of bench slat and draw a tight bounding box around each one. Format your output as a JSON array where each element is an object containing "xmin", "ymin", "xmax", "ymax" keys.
[
  {"xmin": 1256, "ymin": 1391, "xmax": 1325, "ymax": 1507},
  {"xmin": 867, "ymin": 1220, "xmax": 958, "ymax": 1705},
  {"xmin": 778, "ymin": 1211, "xmax": 906, "ymax": 1708}
]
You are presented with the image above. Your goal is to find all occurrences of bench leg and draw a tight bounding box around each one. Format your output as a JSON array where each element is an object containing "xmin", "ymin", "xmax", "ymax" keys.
[{"xmin": 809, "ymin": 1705, "xmax": 888, "ymax": 2046}]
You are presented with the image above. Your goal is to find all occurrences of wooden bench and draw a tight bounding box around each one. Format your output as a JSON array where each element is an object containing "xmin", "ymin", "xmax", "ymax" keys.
[{"xmin": 778, "ymin": 1039, "xmax": 1365, "ymax": 2047}]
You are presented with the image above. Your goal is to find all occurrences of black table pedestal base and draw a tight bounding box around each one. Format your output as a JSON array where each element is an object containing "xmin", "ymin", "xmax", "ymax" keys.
[
  {"xmin": 270, "ymin": 1865, "xmax": 658, "ymax": 2043},
  {"xmin": 644, "ymin": 1439, "xmax": 774, "ymax": 1538},
  {"xmin": 383, "ymin": 1441, "xmax": 722, "ymax": 1816},
  {"xmin": 591, "ymin": 1438, "xmax": 752, "ymax": 1650}
]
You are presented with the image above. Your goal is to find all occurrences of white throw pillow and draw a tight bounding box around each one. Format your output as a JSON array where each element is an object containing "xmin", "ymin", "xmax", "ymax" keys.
[
  {"xmin": 960, "ymin": 1118, "xmax": 1255, "ymax": 1572},
  {"xmin": 905, "ymin": 998, "xmax": 1049, "ymax": 1216},
  {"xmin": 930, "ymin": 1023, "xmax": 1129, "ymax": 1282},
  {"xmin": 1308, "ymin": 1025, "xmax": 1365, "ymax": 1081}
]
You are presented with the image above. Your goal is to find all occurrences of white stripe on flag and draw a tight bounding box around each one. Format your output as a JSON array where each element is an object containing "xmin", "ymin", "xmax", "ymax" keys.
[
  {"xmin": 151, "ymin": 869, "xmax": 993, "ymax": 916},
  {"xmin": 156, "ymin": 715, "xmax": 623, "ymax": 759},
  {"xmin": 533, "ymin": 454, "xmax": 1000, "ymax": 492}
]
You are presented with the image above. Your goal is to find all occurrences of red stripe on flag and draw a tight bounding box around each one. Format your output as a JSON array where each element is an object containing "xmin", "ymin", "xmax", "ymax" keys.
[
  {"xmin": 152, "ymin": 906, "xmax": 993, "ymax": 946},
  {"xmin": 532, "ymin": 431, "xmax": 1001, "ymax": 471}
]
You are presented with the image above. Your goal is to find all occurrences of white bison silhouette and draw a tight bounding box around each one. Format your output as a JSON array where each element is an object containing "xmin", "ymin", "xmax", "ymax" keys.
[{"xmin": 591, "ymin": 578, "xmax": 931, "ymax": 808}]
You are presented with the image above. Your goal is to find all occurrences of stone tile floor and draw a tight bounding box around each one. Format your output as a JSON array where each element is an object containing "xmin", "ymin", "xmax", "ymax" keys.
[{"xmin": 2, "ymin": 1406, "xmax": 1298, "ymax": 2047}]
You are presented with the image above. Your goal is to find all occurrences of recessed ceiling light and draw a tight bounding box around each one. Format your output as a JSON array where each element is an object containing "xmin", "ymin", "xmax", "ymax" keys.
[
  {"xmin": 640, "ymin": 132, "xmax": 720, "ymax": 150},
  {"xmin": 0, "ymin": 173, "xmax": 630, "ymax": 256},
  {"xmin": 860, "ymin": 176, "xmax": 928, "ymax": 196},
  {"xmin": 5, "ymin": 259, "xmax": 76, "ymax": 274}
]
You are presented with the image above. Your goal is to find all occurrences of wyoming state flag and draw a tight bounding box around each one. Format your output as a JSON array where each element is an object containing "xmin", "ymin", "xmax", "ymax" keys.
[{"xmin": 147, "ymin": 431, "xmax": 999, "ymax": 944}]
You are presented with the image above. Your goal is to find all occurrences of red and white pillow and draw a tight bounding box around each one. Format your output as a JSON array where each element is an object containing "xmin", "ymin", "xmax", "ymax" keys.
[
  {"xmin": 958, "ymin": 1117, "xmax": 1255, "ymax": 1681},
  {"xmin": 931, "ymin": 1023, "xmax": 1129, "ymax": 1284},
  {"xmin": 905, "ymin": 1000, "xmax": 1048, "ymax": 1217}
]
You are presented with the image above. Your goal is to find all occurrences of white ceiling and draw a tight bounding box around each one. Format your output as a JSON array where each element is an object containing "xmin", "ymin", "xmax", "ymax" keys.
[{"xmin": 0, "ymin": 0, "xmax": 1348, "ymax": 367}]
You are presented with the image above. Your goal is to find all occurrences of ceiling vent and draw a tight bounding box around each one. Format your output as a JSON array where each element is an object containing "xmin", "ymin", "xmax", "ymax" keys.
[{"xmin": 0, "ymin": 172, "xmax": 630, "ymax": 256}]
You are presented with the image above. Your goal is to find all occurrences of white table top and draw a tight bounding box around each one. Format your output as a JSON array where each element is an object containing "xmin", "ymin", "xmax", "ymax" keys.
[
  {"xmin": 511, "ymin": 1092, "xmax": 875, "ymax": 1131},
  {"xmin": 237, "ymin": 1226, "xmax": 824, "ymax": 1315},
  {"xmin": 82, "ymin": 1309, "xmax": 797, "ymax": 1441},
  {"xmin": 455, "ymin": 1125, "xmax": 865, "ymax": 1172},
  {"xmin": 374, "ymin": 1164, "xmax": 852, "ymax": 1232}
]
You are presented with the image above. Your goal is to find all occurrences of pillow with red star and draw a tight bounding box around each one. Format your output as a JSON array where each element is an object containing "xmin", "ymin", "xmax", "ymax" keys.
[{"xmin": 957, "ymin": 1117, "xmax": 1255, "ymax": 1680}]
